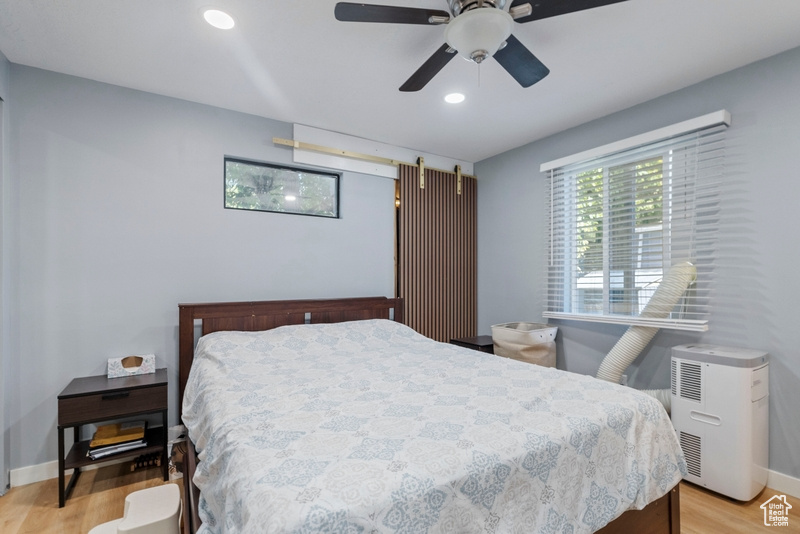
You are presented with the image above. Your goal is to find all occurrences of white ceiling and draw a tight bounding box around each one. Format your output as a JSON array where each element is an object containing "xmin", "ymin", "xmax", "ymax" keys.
[{"xmin": 2, "ymin": 0, "xmax": 800, "ymax": 162}]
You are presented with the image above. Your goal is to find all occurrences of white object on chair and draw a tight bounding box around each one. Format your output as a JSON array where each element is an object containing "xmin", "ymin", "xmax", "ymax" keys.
[{"xmin": 88, "ymin": 484, "xmax": 181, "ymax": 534}]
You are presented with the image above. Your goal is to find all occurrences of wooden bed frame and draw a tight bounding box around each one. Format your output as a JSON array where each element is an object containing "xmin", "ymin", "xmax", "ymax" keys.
[{"xmin": 176, "ymin": 296, "xmax": 679, "ymax": 534}]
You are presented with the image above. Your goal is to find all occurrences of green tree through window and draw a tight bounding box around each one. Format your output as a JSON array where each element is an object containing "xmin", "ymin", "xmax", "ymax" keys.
[{"xmin": 573, "ymin": 156, "xmax": 664, "ymax": 315}]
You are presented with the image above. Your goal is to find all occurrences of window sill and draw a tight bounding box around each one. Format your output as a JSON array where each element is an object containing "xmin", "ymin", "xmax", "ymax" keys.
[{"xmin": 542, "ymin": 312, "xmax": 708, "ymax": 332}]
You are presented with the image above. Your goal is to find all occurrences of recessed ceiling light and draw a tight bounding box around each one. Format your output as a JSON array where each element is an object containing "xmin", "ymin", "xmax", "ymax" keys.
[
  {"xmin": 203, "ymin": 9, "xmax": 235, "ymax": 30},
  {"xmin": 445, "ymin": 93, "xmax": 465, "ymax": 104}
]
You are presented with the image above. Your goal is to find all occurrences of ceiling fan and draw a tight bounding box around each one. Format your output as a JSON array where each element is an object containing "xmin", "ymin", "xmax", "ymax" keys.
[{"xmin": 334, "ymin": 0, "xmax": 628, "ymax": 91}]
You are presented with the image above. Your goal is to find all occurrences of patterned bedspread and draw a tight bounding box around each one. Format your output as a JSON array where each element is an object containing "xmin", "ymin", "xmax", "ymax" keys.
[{"xmin": 182, "ymin": 319, "xmax": 685, "ymax": 534}]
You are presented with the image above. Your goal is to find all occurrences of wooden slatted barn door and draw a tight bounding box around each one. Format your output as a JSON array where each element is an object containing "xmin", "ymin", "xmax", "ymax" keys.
[{"xmin": 397, "ymin": 163, "xmax": 477, "ymax": 342}]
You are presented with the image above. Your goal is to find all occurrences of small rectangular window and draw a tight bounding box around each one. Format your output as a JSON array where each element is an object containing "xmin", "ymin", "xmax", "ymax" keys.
[{"xmin": 224, "ymin": 157, "xmax": 339, "ymax": 218}]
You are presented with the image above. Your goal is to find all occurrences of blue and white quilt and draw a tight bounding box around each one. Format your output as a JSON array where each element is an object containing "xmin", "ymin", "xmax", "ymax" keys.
[{"xmin": 182, "ymin": 319, "xmax": 686, "ymax": 534}]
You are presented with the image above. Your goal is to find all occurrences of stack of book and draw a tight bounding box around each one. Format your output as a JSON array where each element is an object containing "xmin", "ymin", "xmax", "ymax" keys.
[{"xmin": 87, "ymin": 421, "xmax": 147, "ymax": 460}]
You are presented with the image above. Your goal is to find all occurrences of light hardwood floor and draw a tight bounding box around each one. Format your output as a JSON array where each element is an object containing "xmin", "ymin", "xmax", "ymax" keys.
[
  {"xmin": 0, "ymin": 466, "xmax": 798, "ymax": 533},
  {"xmin": 681, "ymin": 482, "xmax": 800, "ymax": 533},
  {"xmin": 0, "ymin": 465, "xmax": 181, "ymax": 534}
]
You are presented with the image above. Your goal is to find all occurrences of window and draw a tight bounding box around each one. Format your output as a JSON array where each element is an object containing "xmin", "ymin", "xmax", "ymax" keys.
[
  {"xmin": 542, "ymin": 111, "xmax": 729, "ymax": 331},
  {"xmin": 224, "ymin": 157, "xmax": 339, "ymax": 218}
]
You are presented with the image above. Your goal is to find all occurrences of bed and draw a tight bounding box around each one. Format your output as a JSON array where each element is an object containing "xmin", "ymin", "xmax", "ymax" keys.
[{"xmin": 178, "ymin": 297, "xmax": 683, "ymax": 534}]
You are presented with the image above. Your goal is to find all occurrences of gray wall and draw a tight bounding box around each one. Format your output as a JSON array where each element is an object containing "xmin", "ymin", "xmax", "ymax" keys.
[
  {"xmin": 4, "ymin": 65, "xmax": 396, "ymax": 469},
  {"xmin": 476, "ymin": 46, "xmax": 800, "ymax": 479},
  {"xmin": 0, "ymin": 48, "xmax": 10, "ymax": 492}
]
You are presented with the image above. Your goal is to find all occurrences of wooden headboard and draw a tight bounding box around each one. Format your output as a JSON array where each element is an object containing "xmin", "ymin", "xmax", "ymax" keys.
[
  {"xmin": 177, "ymin": 296, "xmax": 404, "ymax": 413},
  {"xmin": 177, "ymin": 296, "xmax": 403, "ymax": 534}
]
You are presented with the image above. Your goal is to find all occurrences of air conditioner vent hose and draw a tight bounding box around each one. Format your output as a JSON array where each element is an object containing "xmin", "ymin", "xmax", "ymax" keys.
[{"xmin": 595, "ymin": 261, "xmax": 697, "ymax": 414}]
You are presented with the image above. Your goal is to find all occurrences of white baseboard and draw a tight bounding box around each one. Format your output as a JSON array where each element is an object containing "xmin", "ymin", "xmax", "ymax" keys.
[
  {"xmin": 10, "ymin": 457, "xmax": 129, "ymax": 488},
  {"xmin": 768, "ymin": 469, "xmax": 800, "ymax": 499},
  {"xmin": 10, "ymin": 460, "xmax": 60, "ymax": 487}
]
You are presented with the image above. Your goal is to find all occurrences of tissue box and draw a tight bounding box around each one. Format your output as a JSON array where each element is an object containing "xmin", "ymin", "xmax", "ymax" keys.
[{"xmin": 107, "ymin": 354, "xmax": 156, "ymax": 378}]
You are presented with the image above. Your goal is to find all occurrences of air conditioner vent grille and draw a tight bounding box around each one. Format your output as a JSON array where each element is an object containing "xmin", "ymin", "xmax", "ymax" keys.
[
  {"xmin": 679, "ymin": 361, "xmax": 702, "ymax": 402},
  {"xmin": 671, "ymin": 359, "xmax": 677, "ymax": 396},
  {"xmin": 680, "ymin": 431, "xmax": 702, "ymax": 477}
]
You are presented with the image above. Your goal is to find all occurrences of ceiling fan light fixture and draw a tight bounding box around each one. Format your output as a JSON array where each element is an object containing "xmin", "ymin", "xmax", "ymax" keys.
[{"xmin": 445, "ymin": 8, "xmax": 513, "ymax": 63}]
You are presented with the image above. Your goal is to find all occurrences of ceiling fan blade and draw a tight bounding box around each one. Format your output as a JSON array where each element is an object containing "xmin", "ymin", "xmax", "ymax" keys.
[
  {"xmin": 510, "ymin": 0, "xmax": 628, "ymax": 23},
  {"xmin": 400, "ymin": 44, "xmax": 456, "ymax": 92},
  {"xmin": 335, "ymin": 3, "xmax": 450, "ymax": 24},
  {"xmin": 493, "ymin": 34, "xmax": 549, "ymax": 88}
]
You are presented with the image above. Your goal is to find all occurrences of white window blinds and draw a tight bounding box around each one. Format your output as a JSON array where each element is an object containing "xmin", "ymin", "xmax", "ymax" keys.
[{"xmin": 541, "ymin": 111, "xmax": 730, "ymax": 331}]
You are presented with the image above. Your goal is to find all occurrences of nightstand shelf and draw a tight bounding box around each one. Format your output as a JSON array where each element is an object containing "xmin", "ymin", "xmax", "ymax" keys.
[
  {"xmin": 57, "ymin": 368, "xmax": 168, "ymax": 507},
  {"xmin": 63, "ymin": 426, "xmax": 165, "ymax": 471}
]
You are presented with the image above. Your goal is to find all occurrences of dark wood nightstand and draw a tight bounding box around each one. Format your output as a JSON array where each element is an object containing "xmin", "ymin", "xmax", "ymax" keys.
[
  {"xmin": 451, "ymin": 335, "xmax": 495, "ymax": 354},
  {"xmin": 57, "ymin": 368, "xmax": 168, "ymax": 507}
]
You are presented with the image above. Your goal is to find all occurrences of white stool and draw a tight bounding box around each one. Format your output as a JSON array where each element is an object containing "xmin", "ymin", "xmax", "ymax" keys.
[{"xmin": 88, "ymin": 483, "xmax": 181, "ymax": 534}]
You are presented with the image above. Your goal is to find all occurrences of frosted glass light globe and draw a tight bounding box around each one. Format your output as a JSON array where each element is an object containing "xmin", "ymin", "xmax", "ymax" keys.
[{"xmin": 445, "ymin": 9, "xmax": 513, "ymax": 63}]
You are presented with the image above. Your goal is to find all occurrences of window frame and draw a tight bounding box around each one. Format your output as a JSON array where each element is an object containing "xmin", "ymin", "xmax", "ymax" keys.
[
  {"xmin": 541, "ymin": 111, "xmax": 730, "ymax": 332},
  {"xmin": 224, "ymin": 156, "xmax": 341, "ymax": 219}
]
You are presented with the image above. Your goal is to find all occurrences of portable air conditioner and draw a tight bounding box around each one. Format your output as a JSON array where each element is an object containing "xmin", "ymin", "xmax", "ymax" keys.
[{"xmin": 670, "ymin": 344, "xmax": 769, "ymax": 501}]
